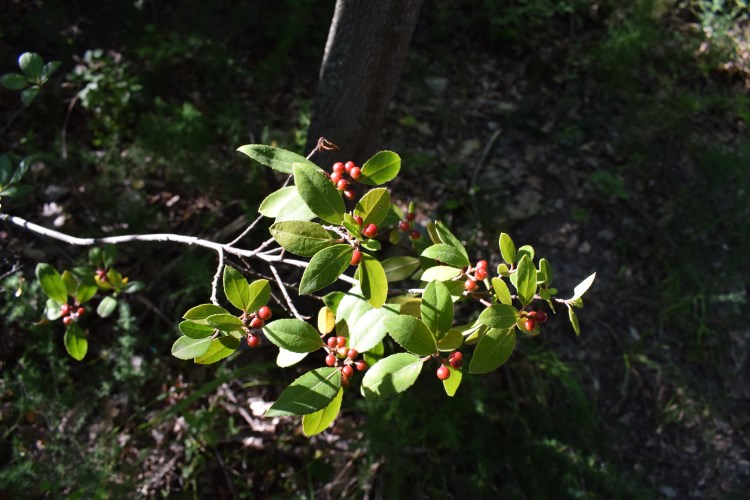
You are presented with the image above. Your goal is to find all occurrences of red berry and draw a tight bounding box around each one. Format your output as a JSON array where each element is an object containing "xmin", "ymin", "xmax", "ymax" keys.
[
  {"xmin": 355, "ymin": 360, "xmax": 368, "ymax": 371},
  {"xmin": 76, "ymin": 307, "xmax": 85, "ymax": 316},
  {"xmin": 476, "ymin": 260, "xmax": 488, "ymax": 269},
  {"xmin": 353, "ymin": 215, "xmax": 364, "ymax": 226},
  {"xmin": 60, "ymin": 304, "xmax": 71, "ymax": 316},
  {"xmin": 536, "ymin": 311, "xmax": 548, "ymax": 323},
  {"xmin": 410, "ymin": 230, "xmax": 420, "ymax": 240},
  {"xmin": 342, "ymin": 365, "xmax": 354, "ymax": 377},
  {"xmin": 524, "ymin": 319, "xmax": 536, "ymax": 332},
  {"xmin": 327, "ymin": 337, "xmax": 338, "ymax": 348},
  {"xmin": 347, "ymin": 348, "xmax": 358, "ymax": 359},
  {"xmin": 436, "ymin": 365, "xmax": 450, "ymax": 380},
  {"xmin": 399, "ymin": 221, "xmax": 410, "ymax": 232},
  {"xmin": 475, "ymin": 267, "xmax": 488, "ymax": 281},
  {"xmin": 246, "ymin": 334, "xmax": 261, "ymax": 348},
  {"xmin": 96, "ymin": 269, "xmax": 106, "ymax": 277},
  {"xmin": 527, "ymin": 311, "xmax": 537, "ymax": 317},
  {"xmin": 326, "ymin": 353, "xmax": 337, "ymax": 366},
  {"xmin": 331, "ymin": 172, "xmax": 343, "ymax": 183},
  {"xmin": 362, "ymin": 224, "xmax": 378, "ymax": 238},
  {"xmin": 465, "ymin": 279, "xmax": 477, "ymax": 291},
  {"xmin": 350, "ymin": 250, "xmax": 362, "ymax": 266},
  {"xmin": 250, "ymin": 317, "xmax": 264, "ymax": 329},
  {"xmin": 336, "ymin": 179, "xmax": 348, "ymax": 191},
  {"xmin": 336, "ymin": 336, "xmax": 347, "ymax": 348},
  {"xmin": 332, "ymin": 162, "xmax": 345, "ymax": 174},
  {"xmin": 344, "ymin": 161, "xmax": 356, "ymax": 173},
  {"xmin": 349, "ymin": 166, "xmax": 361, "ymax": 180},
  {"xmin": 406, "ymin": 213, "xmax": 416, "ymax": 221},
  {"xmin": 449, "ymin": 357, "xmax": 462, "ymax": 369},
  {"xmin": 63, "ymin": 316, "xmax": 73, "ymax": 326},
  {"xmin": 257, "ymin": 306, "xmax": 272, "ymax": 321},
  {"xmin": 343, "ymin": 189, "xmax": 356, "ymax": 200},
  {"xmin": 449, "ymin": 351, "xmax": 463, "ymax": 361}
]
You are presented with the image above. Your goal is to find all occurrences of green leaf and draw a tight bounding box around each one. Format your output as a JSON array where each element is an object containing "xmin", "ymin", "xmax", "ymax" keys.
[
  {"xmin": 302, "ymin": 388, "xmax": 343, "ymax": 436},
  {"xmin": 335, "ymin": 288, "xmax": 372, "ymax": 331},
  {"xmin": 258, "ymin": 186, "xmax": 316, "ymax": 222},
  {"xmin": 269, "ymin": 221, "xmax": 334, "ymax": 257},
  {"xmin": 359, "ymin": 151, "xmax": 401, "ymax": 186},
  {"xmin": 420, "ymin": 265, "xmax": 462, "ymax": 282},
  {"xmin": 245, "ymin": 279, "xmax": 271, "ymax": 313},
  {"xmin": 46, "ymin": 298, "xmax": 63, "ymax": 320},
  {"xmin": 0, "ymin": 155, "xmax": 11, "ymax": 184},
  {"xmin": 102, "ymin": 245, "xmax": 118, "ymax": 267},
  {"xmin": 0, "ymin": 73, "xmax": 27, "ymax": 90},
  {"xmin": 357, "ymin": 254, "xmax": 388, "ymax": 308},
  {"xmin": 421, "ymin": 280, "xmax": 453, "ymax": 334},
  {"xmin": 571, "ymin": 272, "xmax": 596, "ymax": 300},
  {"xmin": 36, "ymin": 263, "xmax": 68, "ymax": 305},
  {"xmin": 293, "ymin": 162, "xmax": 345, "ymax": 224},
  {"xmin": 381, "ymin": 256, "xmax": 420, "ymax": 282},
  {"xmin": 443, "ymin": 365, "xmax": 462, "ymax": 397},
  {"xmin": 9, "ymin": 158, "xmax": 29, "ymax": 184},
  {"xmin": 359, "ymin": 238, "xmax": 381, "ymax": 252},
  {"xmin": 384, "ymin": 315, "xmax": 437, "ymax": 356},
  {"xmin": 517, "ymin": 245, "xmax": 535, "ymax": 262},
  {"xmin": 171, "ymin": 335, "xmax": 212, "ymax": 359},
  {"xmin": 206, "ymin": 313, "xmax": 244, "ymax": 332},
  {"xmin": 266, "ymin": 367, "xmax": 342, "ymax": 417},
  {"xmin": 277, "ymin": 348, "xmax": 308, "ymax": 368},
  {"xmin": 539, "ymin": 258, "xmax": 553, "ymax": 286},
  {"xmin": 223, "ymin": 266, "xmax": 252, "ymax": 311},
  {"xmin": 515, "ymin": 255, "xmax": 537, "ymax": 306},
  {"xmin": 20, "ymin": 86, "xmax": 39, "ymax": 107},
  {"xmin": 18, "ymin": 53, "xmax": 43, "ymax": 80},
  {"xmin": 361, "ymin": 353, "xmax": 423, "ymax": 400},
  {"xmin": 262, "ymin": 319, "xmax": 324, "ymax": 353},
  {"xmin": 434, "ymin": 221, "xmax": 469, "ymax": 262},
  {"xmin": 568, "ymin": 306, "xmax": 581, "ymax": 336},
  {"xmin": 64, "ymin": 323, "xmax": 88, "ymax": 361},
  {"xmin": 183, "ymin": 304, "xmax": 231, "ymax": 323},
  {"xmin": 354, "ymin": 188, "xmax": 391, "ymax": 226},
  {"xmin": 178, "ymin": 320, "xmax": 215, "ymax": 339},
  {"xmin": 123, "ymin": 281, "xmax": 146, "ymax": 294},
  {"xmin": 97, "ymin": 296, "xmax": 118, "ymax": 318},
  {"xmin": 421, "ymin": 244, "xmax": 470, "ymax": 268},
  {"xmin": 194, "ymin": 336, "xmax": 241, "ymax": 364},
  {"xmin": 499, "ymin": 233, "xmax": 516, "ymax": 264},
  {"xmin": 299, "ymin": 245, "xmax": 353, "ymax": 294},
  {"xmin": 477, "ymin": 304, "xmax": 520, "ymax": 329},
  {"xmin": 237, "ymin": 144, "xmax": 317, "ymax": 174},
  {"xmin": 61, "ymin": 270, "xmax": 77, "ymax": 296},
  {"xmin": 491, "ymin": 277, "xmax": 512, "ymax": 305},
  {"xmin": 41, "ymin": 61, "xmax": 61, "ymax": 81},
  {"xmin": 469, "ymin": 328, "xmax": 516, "ymax": 374},
  {"xmin": 75, "ymin": 277, "xmax": 98, "ymax": 304},
  {"xmin": 349, "ymin": 304, "xmax": 400, "ymax": 353},
  {"xmin": 437, "ymin": 329, "xmax": 463, "ymax": 351}
]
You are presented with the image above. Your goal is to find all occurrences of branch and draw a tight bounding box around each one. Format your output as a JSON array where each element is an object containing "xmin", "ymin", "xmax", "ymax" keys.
[
  {"xmin": 210, "ymin": 248, "xmax": 225, "ymax": 305},
  {"xmin": 269, "ymin": 264, "xmax": 308, "ymax": 321}
]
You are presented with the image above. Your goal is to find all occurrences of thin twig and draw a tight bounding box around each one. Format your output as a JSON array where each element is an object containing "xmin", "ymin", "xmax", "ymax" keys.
[
  {"xmin": 210, "ymin": 248, "xmax": 225, "ymax": 305},
  {"xmin": 269, "ymin": 264, "xmax": 307, "ymax": 321},
  {"xmin": 226, "ymin": 213, "xmax": 264, "ymax": 247}
]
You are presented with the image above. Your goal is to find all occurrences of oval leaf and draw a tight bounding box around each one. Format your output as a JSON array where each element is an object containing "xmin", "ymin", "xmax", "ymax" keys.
[
  {"xmin": 477, "ymin": 304, "xmax": 520, "ymax": 329},
  {"xmin": 206, "ymin": 313, "xmax": 244, "ymax": 332},
  {"xmin": 469, "ymin": 328, "xmax": 516, "ymax": 374},
  {"xmin": 259, "ymin": 186, "xmax": 316, "ymax": 222},
  {"xmin": 36, "ymin": 263, "xmax": 67, "ymax": 305},
  {"xmin": 571, "ymin": 272, "xmax": 596, "ymax": 300},
  {"xmin": 184, "ymin": 304, "xmax": 230, "ymax": 323},
  {"xmin": 420, "ymin": 265, "xmax": 462, "ymax": 282},
  {"xmin": 262, "ymin": 319, "xmax": 324, "ymax": 353},
  {"xmin": 384, "ymin": 315, "xmax": 437, "ymax": 356},
  {"xmin": 302, "ymin": 388, "xmax": 343, "ymax": 436},
  {"xmin": 266, "ymin": 367, "xmax": 342, "ymax": 417},
  {"xmin": 437, "ymin": 329, "xmax": 463, "ymax": 351},
  {"xmin": 381, "ymin": 256, "xmax": 420, "ymax": 282},
  {"xmin": 299, "ymin": 245, "xmax": 353, "ymax": 295},
  {"xmin": 349, "ymin": 304, "xmax": 400, "ymax": 353},
  {"xmin": 491, "ymin": 277, "xmax": 512, "ymax": 305},
  {"xmin": 568, "ymin": 306, "xmax": 581, "ymax": 336},
  {"xmin": 269, "ymin": 221, "xmax": 334, "ymax": 257},
  {"xmin": 19, "ymin": 52, "xmax": 44, "ymax": 79},
  {"xmin": 277, "ymin": 348, "xmax": 309, "ymax": 368},
  {"xmin": 64, "ymin": 323, "xmax": 88, "ymax": 361},
  {"xmin": 434, "ymin": 221, "xmax": 468, "ymax": 263},
  {"xmin": 421, "ymin": 244, "xmax": 470, "ymax": 268},
  {"xmin": 499, "ymin": 233, "xmax": 516, "ymax": 264},
  {"xmin": 421, "ymin": 280, "xmax": 453, "ymax": 335},
  {"xmin": 97, "ymin": 296, "xmax": 118, "ymax": 318},
  {"xmin": 293, "ymin": 162, "xmax": 345, "ymax": 224},
  {"xmin": 171, "ymin": 335, "xmax": 212, "ymax": 359},
  {"xmin": 194, "ymin": 336, "xmax": 241, "ymax": 364},
  {"xmin": 354, "ymin": 188, "xmax": 391, "ymax": 226},
  {"xmin": 178, "ymin": 320, "xmax": 215, "ymax": 339},
  {"xmin": 245, "ymin": 279, "xmax": 271, "ymax": 313},
  {"xmin": 361, "ymin": 353, "xmax": 424, "ymax": 400},
  {"xmin": 515, "ymin": 255, "xmax": 537, "ymax": 306},
  {"xmin": 237, "ymin": 144, "xmax": 317, "ymax": 174},
  {"xmin": 223, "ymin": 266, "xmax": 252, "ymax": 311},
  {"xmin": 357, "ymin": 254, "xmax": 387, "ymax": 308},
  {"xmin": 443, "ymin": 365, "xmax": 463, "ymax": 397},
  {"xmin": 359, "ymin": 151, "xmax": 401, "ymax": 186}
]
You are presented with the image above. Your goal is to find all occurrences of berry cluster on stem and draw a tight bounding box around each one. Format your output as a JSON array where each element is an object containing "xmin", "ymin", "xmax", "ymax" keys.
[
  {"xmin": 324, "ymin": 335, "xmax": 368, "ymax": 387},
  {"xmin": 330, "ymin": 161, "xmax": 362, "ymax": 200},
  {"xmin": 243, "ymin": 305, "xmax": 272, "ymax": 347},
  {"xmin": 60, "ymin": 303, "xmax": 85, "ymax": 326}
]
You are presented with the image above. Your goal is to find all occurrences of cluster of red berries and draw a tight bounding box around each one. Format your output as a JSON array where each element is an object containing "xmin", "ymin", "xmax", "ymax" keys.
[
  {"xmin": 95, "ymin": 268, "xmax": 107, "ymax": 282},
  {"xmin": 60, "ymin": 303, "xmax": 85, "ymax": 326},
  {"xmin": 436, "ymin": 351, "xmax": 462, "ymax": 380},
  {"xmin": 522, "ymin": 310, "xmax": 548, "ymax": 332},
  {"xmin": 349, "ymin": 217, "xmax": 378, "ymax": 266},
  {"xmin": 398, "ymin": 211, "xmax": 420, "ymax": 240},
  {"xmin": 330, "ymin": 161, "xmax": 361, "ymax": 200},
  {"xmin": 325, "ymin": 335, "xmax": 368, "ymax": 387},
  {"xmin": 464, "ymin": 260, "xmax": 489, "ymax": 292},
  {"xmin": 244, "ymin": 305, "xmax": 272, "ymax": 348}
]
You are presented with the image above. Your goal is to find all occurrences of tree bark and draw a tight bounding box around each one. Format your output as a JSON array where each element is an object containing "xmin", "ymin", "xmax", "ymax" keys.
[{"xmin": 306, "ymin": 0, "xmax": 423, "ymax": 165}]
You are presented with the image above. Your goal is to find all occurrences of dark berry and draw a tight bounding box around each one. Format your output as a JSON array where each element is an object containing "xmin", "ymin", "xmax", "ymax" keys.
[
  {"xmin": 247, "ymin": 334, "xmax": 261, "ymax": 348},
  {"xmin": 350, "ymin": 250, "xmax": 362, "ymax": 266},
  {"xmin": 449, "ymin": 351, "xmax": 463, "ymax": 361},
  {"xmin": 406, "ymin": 213, "xmax": 416, "ymax": 221},
  {"xmin": 326, "ymin": 353, "xmax": 337, "ymax": 366},
  {"xmin": 436, "ymin": 365, "xmax": 450, "ymax": 380},
  {"xmin": 399, "ymin": 221, "xmax": 410, "ymax": 232},
  {"xmin": 250, "ymin": 317, "xmax": 264, "ymax": 329},
  {"xmin": 347, "ymin": 348, "xmax": 358, "ymax": 359},
  {"xmin": 410, "ymin": 230, "xmax": 420, "ymax": 240},
  {"xmin": 332, "ymin": 162, "xmax": 345, "ymax": 174},
  {"xmin": 475, "ymin": 267, "xmax": 488, "ymax": 281},
  {"xmin": 349, "ymin": 166, "xmax": 361, "ymax": 180},
  {"xmin": 327, "ymin": 337, "xmax": 338, "ymax": 348},
  {"xmin": 536, "ymin": 311, "xmax": 548, "ymax": 323},
  {"xmin": 342, "ymin": 365, "xmax": 354, "ymax": 377},
  {"xmin": 362, "ymin": 224, "xmax": 378, "ymax": 238},
  {"xmin": 257, "ymin": 306, "xmax": 272, "ymax": 321},
  {"xmin": 449, "ymin": 357, "xmax": 462, "ymax": 369},
  {"xmin": 524, "ymin": 319, "xmax": 536, "ymax": 332},
  {"xmin": 465, "ymin": 279, "xmax": 477, "ymax": 291},
  {"xmin": 355, "ymin": 360, "xmax": 368, "ymax": 371}
]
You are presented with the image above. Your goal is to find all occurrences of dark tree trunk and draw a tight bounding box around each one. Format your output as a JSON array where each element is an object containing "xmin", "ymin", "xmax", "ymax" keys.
[{"xmin": 306, "ymin": 0, "xmax": 423, "ymax": 165}]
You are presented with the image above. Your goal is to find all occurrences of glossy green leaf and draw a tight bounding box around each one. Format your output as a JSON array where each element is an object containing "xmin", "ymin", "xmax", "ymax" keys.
[
  {"xmin": 245, "ymin": 279, "xmax": 271, "ymax": 313},
  {"xmin": 517, "ymin": 245, "xmax": 535, "ymax": 262},
  {"xmin": 171, "ymin": 335, "xmax": 212, "ymax": 359},
  {"xmin": 61, "ymin": 270, "xmax": 77, "ymax": 296},
  {"xmin": 46, "ymin": 298, "xmax": 63, "ymax": 321},
  {"xmin": 515, "ymin": 255, "xmax": 537, "ymax": 306},
  {"xmin": 64, "ymin": 323, "xmax": 87, "ymax": 361},
  {"xmin": 41, "ymin": 61, "xmax": 61, "ymax": 81},
  {"xmin": 421, "ymin": 244, "xmax": 470, "ymax": 268},
  {"xmin": 420, "ymin": 265, "xmax": 462, "ymax": 282},
  {"xmin": 421, "ymin": 280, "xmax": 453, "ymax": 334},
  {"xmin": 76, "ymin": 277, "xmax": 98, "ymax": 304},
  {"xmin": 571, "ymin": 272, "xmax": 596, "ymax": 300},
  {"xmin": 434, "ymin": 221, "xmax": 469, "ymax": 262},
  {"xmin": 477, "ymin": 303, "xmax": 520, "ymax": 329},
  {"xmin": 36, "ymin": 263, "xmax": 67, "ymax": 305},
  {"xmin": 437, "ymin": 329, "xmax": 463, "ymax": 351},
  {"xmin": 206, "ymin": 313, "xmax": 244, "ymax": 332},
  {"xmin": 0, "ymin": 73, "xmax": 27, "ymax": 90},
  {"xmin": 9, "ymin": 158, "xmax": 29, "ymax": 185},
  {"xmin": 384, "ymin": 315, "xmax": 437, "ymax": 356},
  {"xmin": 335, "ymin": 289, "xmax": 372, "ymax": 336},
  {"xmin": 223, "ymin": 266, "xmax": 251, "ymax": 311},
  {"xmin": 266, "ymin": 367, "xmax": 342, "ymax": 417},
  {"xmin": 361, "ymin": 353, "xmax": 423, "ymax": 400},
  {"xmin": 20, "ymin": 86, "xmax": 39, "ymax": 107},
  {"xmin": 539, "ymin": 258, "xmax": 553, "ymax": 286},
  {"xmin": 299, "ymin": 244, "xmax": 353, "ymax": 294},
  {"xmin": 269, "ymin": 221, "xmax": 334, "ymax": 257},
  {"xmin": 443, "ymin": 365, "xmax": 463, "ymax": 397},
  {"xmin": 381, "ymin": 256, "xmax": 420, "ymax": 282},
  {"xmin": 302, "ymin": 388, "xmax": 343, "ymax": 436},
  {"xmin": 491, "ymin": 277, "xmax": 512, "ymax": 305},
  {"xmin": 237, "ymin": 144, "xmax": 317, "ymax": 174},
  {"xmin": 357, "ymin": 254, "xmax": 387, "ymax": 308},
  {"xmin": 183, "ymin": 304, "xmax": 231, "ymax": 323},
  {"xmin": 359, "ymin": 151, "xmax": 401, "ymax": 186},
  {"xmin": 194, "ymin": 335, "xmax": 241, "ymax": 364},
  {"xmin": 276, "ymin": 348, "xmax": 308, "ymax": 368},
  {"xmin": 568, "ymin": 306, "xmax": 581, "ymax": 336},
  {"xmin": 354, "ymin": 188, "xmax": 391, "ymax": 226},
  {"xmin": 363, "ymin": 341, "xmax": 385, "ymax": 367},
  {"xmin": 123, "ymin": 281, "xmax": 146, "ymax": 294},
  {"xmin": 97, "ymin": 296, "xmax": 118, "ymax": 318},
  {"xmin": 469, "ymin": 328, "xmax": 516, "ymax": 374},
  {"xmin": 499, "ymin": 233, "xmax": 516, "ymax": 264},
  {"xmin": 293, "ymin": 162, "xmax": 345, "ymax": 224},
  {"xmin": 349, "ymin": 304, "xmax": 400, "ymax": 353},
  {"xmin": 259, "ymin": 186, "xmax": 316, "ymax": 222},
  {"xmin": 178, "ymin": 320, "xmax": 215, "ymax": 339},
  {"xmin": 263, "ymin": 319, "xmax": 324, "ymax": 353},
  {"xmin": 19, "ymin": 53, "xmax": 43, "ymax": 79}
]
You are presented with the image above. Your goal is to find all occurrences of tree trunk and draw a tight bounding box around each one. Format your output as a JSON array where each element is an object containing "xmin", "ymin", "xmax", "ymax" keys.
[{"xmin": 306, "ymin": 0, "xmax": 423, "ymax": 165}]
